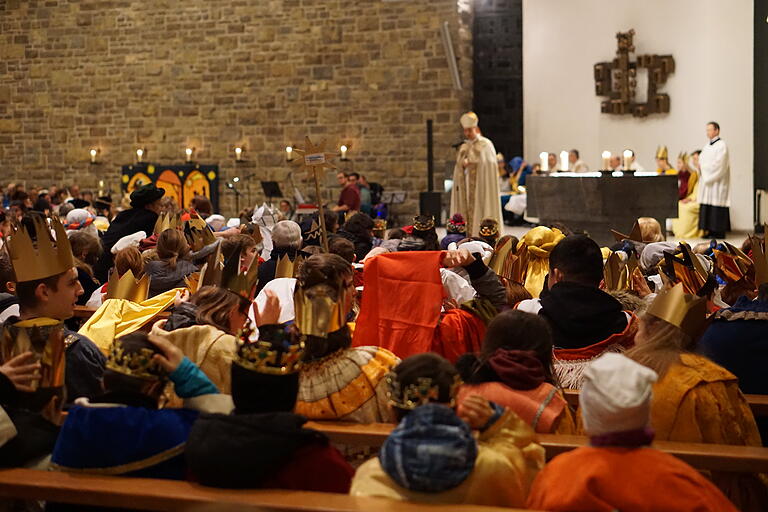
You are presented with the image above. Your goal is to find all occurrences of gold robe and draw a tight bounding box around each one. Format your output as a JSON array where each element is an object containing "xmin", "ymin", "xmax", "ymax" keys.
[
  {"xmin": 350, "ymin": 410, "xmax": 545, "ymax": 508},
  {"xmin": 651, "ymin": 353, "xmax": 766, "ymax": 511},
  {"xmin": 672, "ymin": 172, "xmax": 704, "ymax": 239},
  {"xmin": 450, "ymin": 134, "xmax": 504, "ymax": 235}
]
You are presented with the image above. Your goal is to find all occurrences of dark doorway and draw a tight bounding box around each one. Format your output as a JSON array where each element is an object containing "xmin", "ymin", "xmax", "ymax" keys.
[
  {"xmin": 755, "ymin": 0, "xmax": 767, "ymax": 228},
  {"xmin": 473, "ymin": 0, "xmax": 524, "ymax": 160}
]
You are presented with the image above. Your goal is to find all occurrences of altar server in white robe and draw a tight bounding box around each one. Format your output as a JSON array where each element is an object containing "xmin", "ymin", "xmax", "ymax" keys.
[
  {"xmin": 450, "ymin": 112, "xmax": 503, "ymax": 235},
  {"xmin": 698, "ymin": 121, "xmax": 730, "ymax": 238}
]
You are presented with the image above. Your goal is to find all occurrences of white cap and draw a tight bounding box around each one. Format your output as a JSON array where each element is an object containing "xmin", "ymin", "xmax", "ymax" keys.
[
  {"xmin": 581, "ymin": 353, "xmax": 658, "ymax": 437},
  {"xmin": 460, "ymin": 112, "xmax": 479, "ymax": 129},
  {"xmin": 450, "ymin": 239, "xmax": 494, "ymax": 265},
  {"xmin": 110, "ymin": 231, "xmax": 146, "ymax": 254}
]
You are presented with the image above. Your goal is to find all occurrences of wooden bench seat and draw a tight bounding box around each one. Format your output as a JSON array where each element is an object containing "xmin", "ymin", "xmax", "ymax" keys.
[
  {"xmin": 306, "ymin": 421, "xmax": 768, "ymax": 473},
  {"xmin": 562, "ymin": 389, "xmax": 768, "ymax": 417},
  {"xmin": 0, "ymin": 468, "xmax": 524, "ymax": 512}
]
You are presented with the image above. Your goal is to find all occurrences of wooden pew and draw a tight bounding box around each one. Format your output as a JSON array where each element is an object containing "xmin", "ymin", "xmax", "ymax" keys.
[
  {"xmin": 561, "ymin": 389, "xmax": 768, "ymax": 417},
  {"xmin": 0, "ymin": 468, "xmax": 524, "ymax": 512},
  {"xmin": 306, "ymin": 421, "xmax": 768, "ymax": 474}
]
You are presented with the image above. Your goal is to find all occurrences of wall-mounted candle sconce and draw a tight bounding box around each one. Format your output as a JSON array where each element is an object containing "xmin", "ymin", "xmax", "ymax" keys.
[
  {"xmin": 185, "ymin": 147, "xmax": 195, "ymax": 163},
  {"xmin": 234, "ymin": 146, "xmax": 244, "ymax": 162},
  {"xmin": 285, "ymin": 145, "xmax": 294, "ymax": 162},
  {"xmin": 136, "ymin": 148, "xmax": 146, "ymax": 163},
  {"xmin": 340, "ymin": 144, "xmax": 350, "ymax": 161},
  {"xmin": 89, "ymin": 148, "xmax": 101, "ymax": 164}
]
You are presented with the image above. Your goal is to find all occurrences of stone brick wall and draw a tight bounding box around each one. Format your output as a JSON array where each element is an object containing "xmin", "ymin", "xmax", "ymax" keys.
[{"xmin": 0, "ymin": 0, "xmax": 472, "ymax": 220}]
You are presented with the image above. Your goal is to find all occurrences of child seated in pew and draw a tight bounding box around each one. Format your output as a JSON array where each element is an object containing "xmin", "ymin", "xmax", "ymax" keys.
[
  {"xmin": 350, "ymin": 353, "xmax": 545, "ymax": 508},
  {"xmin": 456, "ymin": 309, "xmax": 576, "ymax": 434},
  {"xmin": 627, "ymin": 283, "xmax": 767, "ymax": 511},
  {"xmin": 527, "ymin": 352, "xmax": 738, "ymax": 512},
  {"xmin": 50, "ymin": 332, "xmax": 231, "ymax": 479},
  {"xmin": 185, "ymin": 324, "xmax": 354, "ymax": 492}
]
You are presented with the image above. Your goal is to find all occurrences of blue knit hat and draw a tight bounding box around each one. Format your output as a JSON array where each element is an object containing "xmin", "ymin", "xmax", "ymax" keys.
[{"xmin": 380, "ymin": 403, "xmax": 477, "ymax": 493}]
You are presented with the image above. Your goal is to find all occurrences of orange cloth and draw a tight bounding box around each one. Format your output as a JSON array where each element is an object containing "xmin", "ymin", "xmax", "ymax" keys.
[
  {"xmin": 526, "ymin": 446, "xmax": 738, "ymax": 511},
  {"xmin": 353, "ymin": 251, "xmax": 445, "ymax": 358},
  {"xmin": 433, "ymin": 308, "xmax": 485, "ymax": 363},
  {"xmin": 650, "ymin": 353, "xmax": 767, "ymax": 511},
  {"xmin": 458, "ymin": 382, "xmax": 576, "ymax": 434}
]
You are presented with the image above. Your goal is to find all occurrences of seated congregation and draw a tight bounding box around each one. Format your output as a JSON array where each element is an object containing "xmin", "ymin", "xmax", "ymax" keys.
[{"xmin": 1, "ymin": 182, "xmax": 767, "ymax": 511}]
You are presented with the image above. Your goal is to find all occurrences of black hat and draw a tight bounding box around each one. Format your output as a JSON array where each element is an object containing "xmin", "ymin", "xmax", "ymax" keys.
[
  {"xmin": 130, "ymin": 184, "xmax": 165, "ymax": 208},
  {"xmin": 67, "ymin": 198, "xmax": 91, "ymax": 209},
  {"xmin": 93, "ymin": 195, "xmax": 113, "ymax": 210}
]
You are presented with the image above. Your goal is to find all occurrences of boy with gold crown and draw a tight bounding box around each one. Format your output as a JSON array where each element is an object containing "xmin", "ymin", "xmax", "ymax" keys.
[
  {"xmin": 0, "ymin": 216, "xmax": 105, "ymax": 467},
  {"xmin": 627, "ymin": 283, "xmax": 766, "ymax": 510}
]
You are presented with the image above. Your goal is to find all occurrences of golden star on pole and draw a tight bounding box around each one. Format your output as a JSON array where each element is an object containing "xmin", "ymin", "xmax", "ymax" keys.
[
  {"xmin": 291, "ymin": 136, "xmax": 337, "ymax": 178},
  {"xmin": 289, "ymin": 136, "xmax": 337, "ymax": 253}
]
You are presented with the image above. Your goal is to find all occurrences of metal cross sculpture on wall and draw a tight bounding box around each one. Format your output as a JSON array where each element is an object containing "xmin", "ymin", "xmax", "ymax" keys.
[{"xmin": 594, "ymin": 29, "xmax": 675, "ymax": 118}]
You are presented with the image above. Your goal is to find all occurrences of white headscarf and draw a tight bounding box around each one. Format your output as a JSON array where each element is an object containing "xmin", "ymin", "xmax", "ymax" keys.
[{"xmin": 581, "ymin": 353, "xmax": 658, "ymax": 437}]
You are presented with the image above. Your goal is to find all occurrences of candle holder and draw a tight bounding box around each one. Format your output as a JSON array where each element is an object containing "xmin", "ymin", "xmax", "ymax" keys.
[
  {"xmin": 89, "ymin": 148, "xmax": 101, "ymax": 165},
  {"xmin": 185, "ymin": 147, "xmax": 195, "ymax": 163},
  {"xmin": 285, "ymin": 145, "xmax": 294, "ymax": 162},
  {"xmin": 340, "ymin": 144, "xmax": 350, "ymax": 161},
  {"xmin": 136, "ymin": 148, "xmax": 146, "ymax": 163},
  {"xmin": 234, "ymin": 146, "xmax": 245, "ymax": 162}
]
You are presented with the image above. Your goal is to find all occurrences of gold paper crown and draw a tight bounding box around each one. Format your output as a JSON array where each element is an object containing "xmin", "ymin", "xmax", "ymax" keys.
[
  {"xmin": 603, "ymin": 251, "xmax": 639, "ymax": 292},
  {"xmin": 303, "ymin": 221, "xmax": 321, "ymax": 244},
  {"xmin": 184, "ymin": 214, "xmax": 216, "ymax": 251},
  {"xmin": 413, "ymin": 215, "xmax": 435, "ymax": 232},
  {"xmin": 479, "ymin": 224, "xmax": 499, "ymax": 238},
  {"xmin": 239, "ymin": 221, "xmax": 264, "ymax": 246},
  {"xmin": 187, "ymin": 242, "xmax": 224, "ymax": 293},
  {"xmin": 275, "ymin": 253, "xmax": 305, "ymax": 279},
  {"xmin": 106, "ymin": 339, "xmax": 165, "ymax": 381},
  {"xmin": 222, "ymin": 247, "xmax": 260, "ymax": 299},
  {"xmin": 293, "ymin": 284, "xmax": 346, "ymax": 338},
  {"xmin": 655, "ymin": 145, "xmax": 668, "ymax": 160},
  {"xmin": 372, "ymin": 219, "xmax": 387, "ymax": 236},
  {"xmin": 611, "ymin": 220, "xmax": 643, "ymax": 243},
  {"xmin": 153, "ymin": 212, "xmax": 181, "ymax": 235},
  {"xmin": 714, "ymin": 242, "xmax": 753, "ymax": 285},
  {"xmin": 6, "ymin": 216, "xmax": 75, "ymax": 282},
  {"xmin": 646, "ymin": 283, "xmax": 708, "ymax": 338},
  {"xmin": 661, "ymin": 243, "xmax": 711, "ymax": 295},
  {"xmin": 106, "ymin": 269, "xmax": 149, "ymax": 303},
  {"xmin": 678, "ymin": 151, "xmax": 689, "ymax": 166},
  {"xmin": 489, "ymin": 236, "xmax": 528, "ymax": 284},
  {"xmin": 749, "ymin": 226, "xmax": 768, "ymax": 287},
  {"xmin": 386, "ymin": 374, "xmax": 462, "ymax": 410},
  {"xmin": 234, "ymin": 324, "xmax": 304, "ymax": 375}
]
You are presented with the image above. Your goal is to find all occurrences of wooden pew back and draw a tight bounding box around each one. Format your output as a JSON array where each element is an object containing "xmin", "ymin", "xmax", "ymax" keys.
[
  {"xmin": 306, "ymin": 421, "xmax": 768, "ymax": 474},
  {"xmin": 0, "ymin": 468, "xmax": 524, "ymax": 512}
]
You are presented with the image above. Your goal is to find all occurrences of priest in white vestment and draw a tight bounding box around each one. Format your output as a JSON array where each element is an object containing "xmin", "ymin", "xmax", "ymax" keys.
[
  {"xmin": 450, "ymin": 112, "xmax": 503, "ymax": 236},
  {"xmin": 698, "ymin": 121, "xmax": 730, "ymax": 238}
]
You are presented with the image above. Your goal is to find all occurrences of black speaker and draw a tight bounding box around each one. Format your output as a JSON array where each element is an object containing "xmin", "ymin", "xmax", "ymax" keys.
[{"xmin": 419, "ymin": 191, "xmax": 443, "ymax": 226}]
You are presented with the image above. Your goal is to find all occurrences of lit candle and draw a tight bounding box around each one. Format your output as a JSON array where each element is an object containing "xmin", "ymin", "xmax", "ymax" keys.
[
  {"xmin": 234, "ymin": 147, "xmax": 243, "ymax": 161},
  {"xmin": 601, "ymin": 150, "xmax": 611, "ymax": 170},
  {"xmin": 98, "ymin": 179, "xmax": 104, "ymax": 196},
  {"xmin": 185, "ymin": 147, "xmax": 193, "ymax": 162},
  {"xmin": 90, "ymin": 148, "xmax": 98, "ymax": 163},
  {"xmin": 560, "ymin": 151, "xmax": 569, "ymax": 172},
  {"xmin": 539, "ymin": 152, "xmax": 548, "ymax": 172},
  {"xmin": 136, "ymin": 148, "xmax": 144, "ymax": 162},
  {"xmin": 285, "ymin": 146, "xmax": 293, "ymax": 161},
  {"xmin": 340, "ymin": 144, "xmax": 348, "ymax": 160},
  {"xmin": 623, "ymin": 149, "xmax": 633, "ymax": 170}
]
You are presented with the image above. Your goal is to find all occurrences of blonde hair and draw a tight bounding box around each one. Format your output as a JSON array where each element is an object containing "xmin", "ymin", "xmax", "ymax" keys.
[
  {"xmin": 625, "ymin": 314, "xmax": 694, "ymax": 379},
  {"xmin": 638, "ymin": 217, "xmax": 665, "ymax": 243},
  {"xmin": 114, "ymin": 246, "xmax": 144, "ymax": 278}
]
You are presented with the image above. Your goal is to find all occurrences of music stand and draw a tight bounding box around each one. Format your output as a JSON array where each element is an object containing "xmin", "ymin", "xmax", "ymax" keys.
[{"xmin": 260, "ymin": 181, "xmax": 283, "ymax": 205}]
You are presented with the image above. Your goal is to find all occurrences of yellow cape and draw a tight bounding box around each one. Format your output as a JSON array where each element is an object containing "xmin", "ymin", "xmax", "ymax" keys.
[{"xmin": 78, "ymin": 288, "xmax": 181, "ymax": 353}]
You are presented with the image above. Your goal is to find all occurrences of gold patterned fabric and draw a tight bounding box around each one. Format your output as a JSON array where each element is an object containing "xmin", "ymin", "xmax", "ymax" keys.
[{"xmin": 518, "ymin": 227, "xmax": 565, "ymax": 298}]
